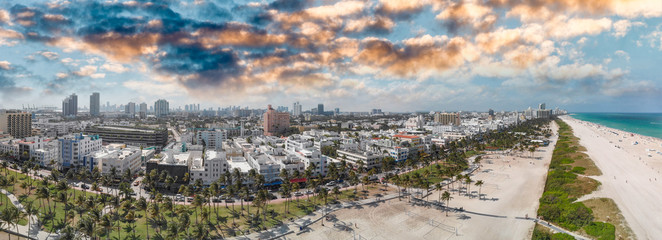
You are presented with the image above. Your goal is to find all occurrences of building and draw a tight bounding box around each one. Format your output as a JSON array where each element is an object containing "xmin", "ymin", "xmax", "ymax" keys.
[
  {"xmin": 146, "ymin": 150, "xmax": 190, "ymax": 185},
  {"xmin": 190, "ymin": 150, "xmax": 228, "ymax": 186},
  {"xmin": 405, "ymin": 115, "xmax": 424, "ymax": 129},
  {"xmin": 90, "ymin": 92, "xmax": 100, "ymax": 116},
  {"xmin": 59, "ymin": 133, "xmax": 103, "ymax": 169},
  {"xmin": 539, "ymin": 103, "xmax": 546, "ymax": 110},
  {"xmin": 317, "ymin": 104, "xmax": 324, "ymax": 115},
  {"xmin": 389, "ymin": 147, "xmax": 409, "ymax": 162},
  {"xmin": 0, "ymin": 110, "xmax": 32, "ymax": 138},
  {"xmin": 434, "ymin": 112, "xmax": 461, "ymax": 126},
  {"xmin": 488, "ymin": 109, "xmax": 494, "ymax": 116},
  {"xmin": 125, "ymin": 102, "xmax": 136, "ymax": 117},
  {"xmin": 154, "ymin": 99, "xmax": 169, "ymax": 118},
  {"xmin": 263, "ymin": 105, "xmax": 290, "ymax": 136},
  {"xmin": 246, "ymin": 152, "xmax": 282, "ymax": 183},
  {"xmin": 196, "ymin": 129, "xmax": 226, "ymax": 150},
  {"xmin": 337, "ymin": 150, "xmax": 382, "ymax": 169},
  {"xmin": 83, "ymin": 144, "xmax": 142, "ymax": 174},
  {"xmin": 292, "ymin": 102, "xmax": 302, "ymax": 116},
  {"xmin": 62, "ymin": 93, "xmax": 78, "ymax": 117},
  {"xmin": 84, "ymin": 126, "xmax": 169, "ymax": 151},
  {"xmin": 139, "ymin": 103, "xmax": 147, "ymax": 118},
  {"xmin": 334, "ymin": 108, "xmax": 340, "ymax": 115}
]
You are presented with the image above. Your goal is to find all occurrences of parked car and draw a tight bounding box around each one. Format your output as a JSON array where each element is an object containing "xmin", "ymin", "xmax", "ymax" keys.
[
  {"xmin": 80, "ymin": 184, "xmax": 89, "ymax": 190},
  {"xmin": 293, "ymin": 192, "xmax": 303, "ymax": 197},
  {"xmin": 225, "ymin": 198, "xmax": 235, "ymax": 203}
]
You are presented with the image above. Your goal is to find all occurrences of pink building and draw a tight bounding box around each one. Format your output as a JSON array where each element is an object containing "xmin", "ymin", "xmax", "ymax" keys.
[{"xmin": 263, "ymin": 105, "xmax": 290, "ymax": 136}]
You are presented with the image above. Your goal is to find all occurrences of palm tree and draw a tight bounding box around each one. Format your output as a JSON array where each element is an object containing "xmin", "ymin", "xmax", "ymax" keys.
[
  {"xmin": 137, "ymin": 197, "xmax": 150, "ymax": 240},
  {"xmin": 24, "ymin": 200, "xmax": 38, "ymax": 239},
  {"xmin": 441, "ymin": 191, "xmax": 452, "ymax": 217},
  {"xmin": 464, "ymin": 176, "xmax": 472, "ymax": 197},
  {"xmin": 435, "ymin": 183, "xmax": 443, "ymax": 203},
  {"xmin": 475, "ymin": 180, "xmax": 484, "ymax": 200}
]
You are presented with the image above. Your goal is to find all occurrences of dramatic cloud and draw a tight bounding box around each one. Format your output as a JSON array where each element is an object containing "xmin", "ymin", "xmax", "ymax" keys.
[{"xmin": 0, "ymin": 0, "xmax": 659, "ymax": 111}]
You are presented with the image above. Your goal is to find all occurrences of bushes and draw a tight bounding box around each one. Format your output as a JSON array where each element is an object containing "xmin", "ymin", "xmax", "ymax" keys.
[
  {"xmin": 538, "ymin": 120, "xmax": 598, "ymax": 232},
  {"xmin": 584, "ymin": 222, "xmax": 615, "ymax": 240}
]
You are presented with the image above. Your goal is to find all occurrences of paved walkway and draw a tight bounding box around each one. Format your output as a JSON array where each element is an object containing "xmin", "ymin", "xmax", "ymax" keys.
[{"xmin": 1, "ymin": 189, "xmax": 59, "ymax": 240}]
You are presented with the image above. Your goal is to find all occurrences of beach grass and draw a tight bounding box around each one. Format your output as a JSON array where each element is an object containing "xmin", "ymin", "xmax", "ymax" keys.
[{"xmin": 582, "ymin": 198, "xmax": 634, "ymax": 240}]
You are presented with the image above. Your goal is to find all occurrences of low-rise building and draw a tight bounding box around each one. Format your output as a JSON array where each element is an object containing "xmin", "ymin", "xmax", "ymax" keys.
[
  {"xmin": 337, "ymin": 149, "xmax": 382, "ymax": 169},
  {"xmin": 59, "ymin": 133, "xmax": 103, "ymax": 169},
  {"xmin": 84, "ymin": 144, "xmax": 142, "ymax": 175},
  {"xmin": 189, "ymin": 151, "xmax": 228, "ymax": 186}
]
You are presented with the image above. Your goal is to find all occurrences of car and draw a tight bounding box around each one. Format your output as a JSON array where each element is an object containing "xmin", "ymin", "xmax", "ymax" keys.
[
  {"xmin": 325, "ymin": 181, "xmax": 336, "ymax": 187},
  {"xmin": 187, "ymin": 197, "xmax": 194, "ymax": 202},
  {"xmin": 267, "ymin": 193, "xmax": 277, "ymax": 200},
  {"xmin": 133, "ymin": 181, "xmax": 140, "ymax": 186},
  {"xmin": 293, "ymin": 192, "xmax": 303, "ymax": 197},
  {"xmin": 212, "ymin": 197, "xmax": 222, "ymax": 203},
  {"xmin": 80, "ymin": 184, "xmax": 89, "ymax": 190},
  {"xmin": 243, "ymin": 195, "xmax": 255, "ymax": 201},
  {"xmin": 225, "ymin": 198, "xmax": 235, "ymax": 203},
  {"xmin": 305, "ymin": 190, "xmax": 313, "ymax": 195}
]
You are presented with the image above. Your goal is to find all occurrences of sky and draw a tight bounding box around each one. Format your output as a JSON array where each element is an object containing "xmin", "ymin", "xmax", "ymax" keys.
[{"xmin": 0, "ymin": 0, "xmax": 661, "ymax": 113}]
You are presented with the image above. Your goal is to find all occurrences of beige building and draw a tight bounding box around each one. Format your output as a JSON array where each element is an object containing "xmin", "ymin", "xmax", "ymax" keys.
[
  {"xmin": 0, "ymin": 110, "xmax": 32, "ymax": 138},
  {"xmin": 434, "ymin": 112, "xmax": 461, "ymax": 126}
]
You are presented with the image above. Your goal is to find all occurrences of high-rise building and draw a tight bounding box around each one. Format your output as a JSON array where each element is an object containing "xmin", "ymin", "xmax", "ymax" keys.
[
  {"xmin": 539, "ymin": 103, "xmax": 546, "ymax": 110},
  {"xmin": 334, "ymin": 108, "xmax": 340, "ymax": 115},
  {"xmin": 293, "ymin": 102, "xmax": 302, "ymax": 116},
  {"xmin": 0, "ymin": 110, "xmax": 32, "ymax": 138},
  {"xmin": 317, "ymin": 104, "xmax": 324, "ymax": 115},
  {"xmin": 139, "ymin": 103, "xmax": 147, "ymax": 118},
  {"xmin": 434, "ymin": 112, "xmax": 461, "ymax": 126},
  {"xmin": 488, "ymin": 109, "xmax": 494, "ymax": 116},
  {"xmin": 62, "ymin": 93, "xmax": 78, "ymax": 117},
  {"xmin": 155, "ymin": 99, "xmax": 169, "ymax": 118},
  {"xmin": 125, "ymin": 102, "xmax": 136, "ymax": 117},
  {"xmin": 90, "ymin": 92, "xmax": 100, "ymax": 116},
  {"xmin": 263, "ymin": 104, "xmax": 290, "ymax": 136}
]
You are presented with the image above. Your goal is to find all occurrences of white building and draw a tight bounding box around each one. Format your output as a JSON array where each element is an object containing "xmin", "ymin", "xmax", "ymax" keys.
[
  {"xmin": 196, "ymin": 129, "xmax": 226, "ymax": 150},
  {"xmin": 189, "ymin": 151, "xmax": 228, "ymax": 186},
  {"xmin": 405, "ymin": 115, "xmax": 424, "ymax": 129},
  {"xmin": 337, "ymin": 149, "xmax": 382, "ymax": 169},
  {"xmin": 84, "ymin": 144, "xmax": 142, "ymax": 175},
  {"xmin": 246, "ymin": 152, "xmax": 281, "ymax": 183}
]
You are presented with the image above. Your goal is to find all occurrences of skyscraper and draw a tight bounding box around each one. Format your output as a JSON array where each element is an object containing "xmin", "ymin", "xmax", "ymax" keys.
[
  {"xmin": 539, "ymin": 103, "xmax": 546, "ymax": 110},
  {"xmin": 155, "ymin": 99, "xmax": 169, "ymax": 118},
  {"xmin": 317, "ymin": 103, "xmax": 324, "ymax": 115},
  {"xmin": 293, "ymin": 102, "xmax": 302, "ymax": 116},
  {"xmin": 125, "ymin": 102, "xmax": 136, "ymax": 117},
  {"xmin": 62, "ymin": 93, "xmax": 78, "ymax": 117},
  {"xmin": 139, "ymin": 103, "xmax": 147, "ymax": 118},
  {"xmin": 90, "ymin": 92, "xmax": 100, "ymax": 116}
]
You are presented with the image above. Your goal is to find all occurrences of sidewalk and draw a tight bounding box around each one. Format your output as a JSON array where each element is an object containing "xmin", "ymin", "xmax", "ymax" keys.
[{"xmin": 1, "ymin": 189, "xmax": 59, "ymax": 240}]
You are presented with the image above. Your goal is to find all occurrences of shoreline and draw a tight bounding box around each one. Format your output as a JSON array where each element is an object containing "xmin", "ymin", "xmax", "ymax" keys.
[
  {"xmin": 561, "ymin": 115, "xmax": 662, "ymax": 240},
  {"xmin": 568, "ymin": 113, "xmax": 662, "ymax": 143}
]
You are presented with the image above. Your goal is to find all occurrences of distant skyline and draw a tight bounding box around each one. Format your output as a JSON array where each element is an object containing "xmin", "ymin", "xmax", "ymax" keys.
[{"xmin": 1, "ymin": 0, "xmax": 661, "ymax": 112}]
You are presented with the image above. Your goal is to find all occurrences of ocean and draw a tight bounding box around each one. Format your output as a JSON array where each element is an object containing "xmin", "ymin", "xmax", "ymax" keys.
[{"xmin": 571, "ymin": 113, "xmax": 662, "ymax": 140}]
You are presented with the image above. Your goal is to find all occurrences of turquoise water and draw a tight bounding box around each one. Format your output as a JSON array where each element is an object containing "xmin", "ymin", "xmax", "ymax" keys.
[{"xmin": 571, "ymin": 113, "xmax": 662, "ymax": 140}]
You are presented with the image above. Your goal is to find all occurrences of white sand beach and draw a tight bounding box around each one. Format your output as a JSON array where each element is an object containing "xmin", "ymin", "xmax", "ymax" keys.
[
  {"xmin": 293, "ymin": 121, "xmax": 559, "ymax": 240},
  {"xmin": 561, "ymin": 115, "xmax": 662, "ymax": 240}
]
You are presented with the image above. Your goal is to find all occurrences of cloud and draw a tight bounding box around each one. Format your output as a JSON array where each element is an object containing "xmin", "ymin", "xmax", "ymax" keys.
[
  {"xmin": 38, "ymin": 51, "xmax": 59, "ymax": 60},
  {"xmin": 0, "ymin": 61, "xmax": 11, "ymax": 70},
  {"xmin": 101, "ymin": 62, "xmax": 128, "ymax": 73},
  {"xmin": 546, "ymin": 16, "xmax": 612, "ymax": 39},
  {"xmin": 376, "ymin": 0, "xmax": 427, "ymax": 19},
  {"xmin": 612, "ymin": 19, "xmax": 645, "ymax": 38},
  {"xmin": 437, "ymin": 2, "xmax": 496, "ymax": 33},
  {"xmin": 0, "ymin": 62, "xmax": 33, "ymax": 98},
  {"xmin": 0, "ymin": 9, "xmax": 9, "ymax": 24},
  {"xmin": 344, "ymin": 16, "xmax": 394, "ymax": 34},
  {"xmin": 614, "ymin": 50, "xmax": 630, "ymax": 61},
  {"xmin": 354, "ymin": 35, "xmax": 477, "ymax": 78},
  {"xmin": 73, "ymin": 65, "xmax": 104, "ymax": 78}
]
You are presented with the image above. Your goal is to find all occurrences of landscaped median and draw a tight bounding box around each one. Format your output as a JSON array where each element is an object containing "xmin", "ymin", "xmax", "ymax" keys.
[{"xmin": 534, "ymin": 119, "xmax": 631, "ymax": 240}]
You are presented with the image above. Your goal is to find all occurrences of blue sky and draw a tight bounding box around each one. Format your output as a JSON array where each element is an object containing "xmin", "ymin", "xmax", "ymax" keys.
[{"xmin": 0, "ymin": 0, "xmax": 661, "ymax": 112}]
